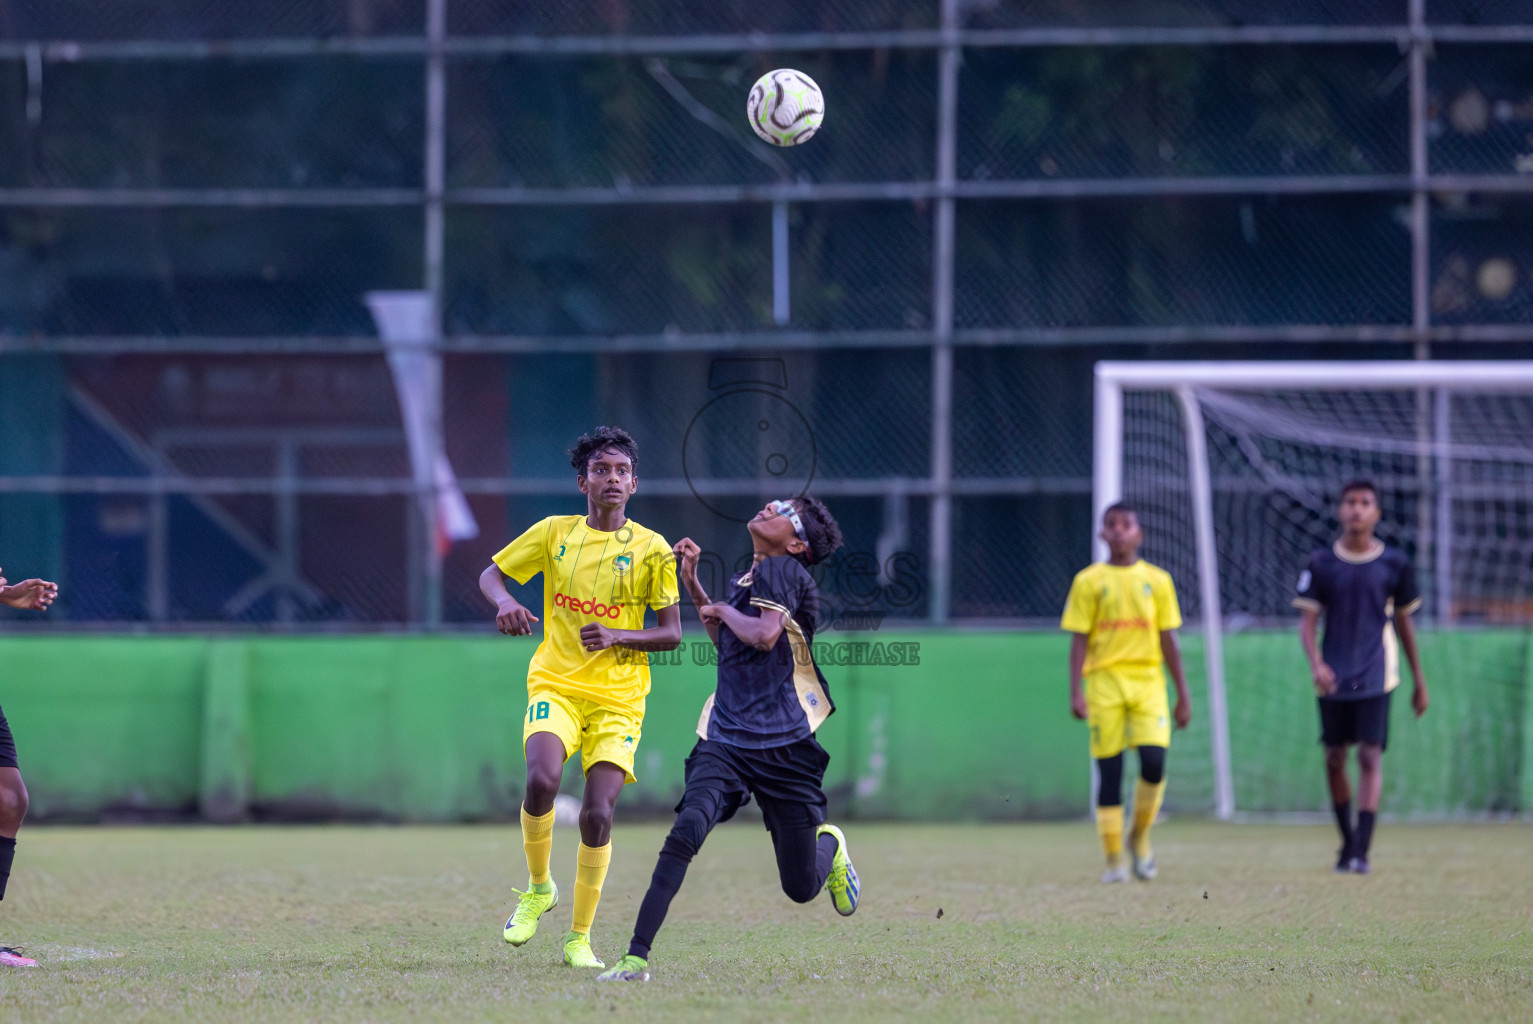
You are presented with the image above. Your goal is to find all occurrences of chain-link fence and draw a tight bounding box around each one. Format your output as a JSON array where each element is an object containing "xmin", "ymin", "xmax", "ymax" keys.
[{"xmin": 3, "ymin": 2, "xmax": 1533, "ymax": 627}]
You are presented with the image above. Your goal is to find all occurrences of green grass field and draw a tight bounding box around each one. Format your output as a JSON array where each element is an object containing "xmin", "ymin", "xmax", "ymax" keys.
[{"xmin": 0, "ymin": 822, "xmax": 1528, "ymax": 1023}]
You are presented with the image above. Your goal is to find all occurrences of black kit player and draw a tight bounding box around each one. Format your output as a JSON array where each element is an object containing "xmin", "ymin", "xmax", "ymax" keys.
[
  {"xmin": 1292, "ymin": 480, "xmax": 1428, "ymax": 875},
  {"xmin": 597, "ymin": 496, "xmax": 859, "ymax": 982},
  {"xmin": 0, "ymin": 565, "xmax": 59, "ymax": 968}
]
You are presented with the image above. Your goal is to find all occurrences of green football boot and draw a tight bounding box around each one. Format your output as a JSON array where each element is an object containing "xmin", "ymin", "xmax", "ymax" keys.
[
  {"xmin": 563, "ymin": 930, "xmax": 606, "ymax": 969},
  {"xmin": 818, "ymin": 823, "xmax": 860, "ymax": 916},
  {"xmin": 503, "ymin": 881, "xmax": 558, "ymax": 946},
  {"xmin": 597, "ymin": 954, "xmax": 651, "ymax": 982}
]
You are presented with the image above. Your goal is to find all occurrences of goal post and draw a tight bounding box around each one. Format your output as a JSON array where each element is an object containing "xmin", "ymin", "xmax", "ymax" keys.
[{"xmin": 1093, "ymin": 361, "xmax": 1533, "ymax": 820}]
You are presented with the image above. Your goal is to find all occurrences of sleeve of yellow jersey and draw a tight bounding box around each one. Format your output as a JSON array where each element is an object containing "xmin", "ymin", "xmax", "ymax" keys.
[
  {"xmin": 1060, "ymin": 570, "xmax": 1097, "ymax": 635},
  {"xmin": 644, "ymin": 533, "xmax": 680, "ymax": 611},
  {"xmin": 491, "ymin": 517, "xmax": 550, "ymax": 585},
  {"xmin": 1154, "ymin": 568, "xmax": 1184, "ymax": 631}
]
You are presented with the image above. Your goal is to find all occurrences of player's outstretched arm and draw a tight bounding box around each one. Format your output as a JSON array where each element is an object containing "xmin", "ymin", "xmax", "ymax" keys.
[
  {"xmin": 580, "ymin": 604, "xmax": 683, "ymax": 653},
  {"xmin": 1160, "ymin": 630, "xmax": 1192, "ymax": 728},
  {"xmin": 1067, "ymin": 633, "xmax": 1088, "ymax": 720},
  {"xmin": 479, "ymin": 563, "xmax": 539, "ymax": 636},
  {"xmin": 1395, "ymin": 610, "xmax": 1428, "ymax": 717},
  {"xmin": 0, "ymin": 573, "xmax": 58, "ymax": 611},
  {"xmin": 1298, "ymin": 607, "xmax": 1335, "ymax": 696}
]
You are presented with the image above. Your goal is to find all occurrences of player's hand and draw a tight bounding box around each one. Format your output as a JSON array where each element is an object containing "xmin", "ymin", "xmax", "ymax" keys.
[
  {"xmin": 1174, "ymin": 696, "xmax": 1192, "ymax": 729},
  {"xmin": 698, "ymin": 603, "xmax": 725, "ymax": 626},
  {"xmin": 0, "ymin": 575, "xmax": 58, "ymax": 611},
  {"xmin": 672, "ymin": 538, "xmax": 701, "ymax": 581},
  {"xmin": 495, "ymin": 600, "xmax": 538, "ymax": 636},
  {"xmin": 1069, "ymin": 687, "xmax": 1088, "ymax": 721},
  {"xmin": 1311, "ymin": 661, "xmax": 1337, "ymax": 697},
  {"xmin": 580, "ymin": 621, "xmax": 620, "ymax": 652},
  {"xmin": 1412, "ymin": 683, "xmax": 1429, "ymax": 718}
]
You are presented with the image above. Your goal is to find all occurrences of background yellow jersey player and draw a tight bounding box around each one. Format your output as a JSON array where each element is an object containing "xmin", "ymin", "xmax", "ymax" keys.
[
  {"xmin": 478, "ymin": 426, "xmax": 681, "ymax": 969},
  {"xmin": 1061, "ymin": 502, "xmax": 1192, "ymax": 884}
]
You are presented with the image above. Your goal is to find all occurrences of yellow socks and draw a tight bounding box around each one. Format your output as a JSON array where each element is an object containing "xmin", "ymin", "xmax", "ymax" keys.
[
  {"xmin": 522, "ymin": 805, "xmax": 555, "ymax": 888},
  {"xmin": 520, "ymin": 806, "xmax": 613, "ymax": 934},
  {"xmin": 1132, "ymin": 780, "xmax": 1166, "ymax": 858},
  {"xmin": 571, "ymin": 842, "xmax": 612, "ymax": 936},
  {"xmin": 1095, "ymin": 805, "xmax": 1125, "ymax": 865}
]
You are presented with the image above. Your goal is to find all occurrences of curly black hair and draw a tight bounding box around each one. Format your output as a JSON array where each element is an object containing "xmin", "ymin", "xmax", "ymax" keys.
[
  {"xmin": 791, "ymin": 495, "xmax": 844, "ymax": 567},
  {"xmin": 568, "ymin": 426, "xmax": 638, "ymax": 476}
]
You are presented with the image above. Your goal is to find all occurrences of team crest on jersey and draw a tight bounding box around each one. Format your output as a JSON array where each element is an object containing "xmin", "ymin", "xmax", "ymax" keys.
[
  {"xmin": 612, "ymin": 553, "xmax": 632, "ymax": 577},
  {"xmin": 1297, "ymin": 569, "xmax": 1312, "ymax": 592},
  {"xmin": 1142, "ymin": 582, "xmax": 1153, "ymax": 595},
  {"xmin": 554, "ymin": 544, "xmax": 566, "ymax": 562},
  {"xmin": 804, "ymin": 691, "xmax": 820, "ymax": 708}
]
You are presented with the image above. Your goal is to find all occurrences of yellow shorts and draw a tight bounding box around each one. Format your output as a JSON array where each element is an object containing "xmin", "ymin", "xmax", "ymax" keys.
[
  {"xmin": 1084, "ymin": 666, "xmax": 1170, "ymax": 759},
  {"xmin": 523, "ymin": 689, "xmax": 642, "ymax": 784}
]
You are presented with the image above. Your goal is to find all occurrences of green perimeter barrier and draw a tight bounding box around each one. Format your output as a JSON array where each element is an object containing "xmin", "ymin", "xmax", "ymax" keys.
[{"xmin": 0, "ymin": 628, "xmax": 1527, "ymax": 822}]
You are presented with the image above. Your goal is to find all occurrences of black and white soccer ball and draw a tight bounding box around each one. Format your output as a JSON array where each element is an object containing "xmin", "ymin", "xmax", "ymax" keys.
[{"xmin": 747, "ymin": 68, "xmax": 825, "ymax": 146}]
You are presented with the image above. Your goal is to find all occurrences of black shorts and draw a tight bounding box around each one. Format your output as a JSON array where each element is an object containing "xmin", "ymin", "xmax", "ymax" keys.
[
  {"xmin": 1318, "ymin": 692, "xmax": 1391, "ymax": 750},
  {"xmin": 0, "ymin": 700, "xmax": 16, "ymax": 769},
  {"xmin": 676, "ymin": 737, "xmax": 830, "ymax": 834}
]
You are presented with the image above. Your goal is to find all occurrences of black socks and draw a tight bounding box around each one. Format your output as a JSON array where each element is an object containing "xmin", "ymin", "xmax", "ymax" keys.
[
  {"xmin": 816, "ymin": 831, "xmax": 838, "ymax": 887},
  {"xmin": 0, "ymin": 836, "xmax": 14, "ymax": 901},
  {"xmin": 1332, "ymin": 800, "xmax": 1355, "ymax": 857},
  {"xmin": 627, "ymin": 848, "xmax": 691, "ymax": 961},
  {"xmin": 1355, "ymin": 810, "xmax": 1376, "ymax": 862}
]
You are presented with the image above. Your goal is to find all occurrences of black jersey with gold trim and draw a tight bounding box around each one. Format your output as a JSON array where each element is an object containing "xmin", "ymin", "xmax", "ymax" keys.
[
  {"xmin": 1293, "ymin": 540, "xmax": 1420, "ymax": 701},
  {"xmin": 696, "ymin": 554, "xmax": 833, "ymax": 749}
]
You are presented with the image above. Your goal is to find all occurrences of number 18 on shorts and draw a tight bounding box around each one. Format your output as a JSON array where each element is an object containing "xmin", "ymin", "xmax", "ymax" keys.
[{"xmin": 523, "ymin": 690, "xmax": 644, "ymax": 784}]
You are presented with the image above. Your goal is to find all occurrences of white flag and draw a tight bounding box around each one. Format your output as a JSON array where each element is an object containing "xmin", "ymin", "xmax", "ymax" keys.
[{"xmin": 365, "ymin": 291, "xmax": 479, "ymax": 555}]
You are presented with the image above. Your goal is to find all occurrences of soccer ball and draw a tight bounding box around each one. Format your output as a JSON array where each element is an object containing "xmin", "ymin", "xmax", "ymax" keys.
[{"xmin": 747, "ymin": 69, "xmax": 824, "ymax": 146}]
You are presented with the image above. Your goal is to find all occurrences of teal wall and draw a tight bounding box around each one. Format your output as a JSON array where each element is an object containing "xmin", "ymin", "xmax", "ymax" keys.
[
  {"xmin": 1, "ymin": 628, "xmax": 1528, "ymax": 822},
  {"xmin": 0, "ymin": 355, "xmax": 66, "ymax": 588}
]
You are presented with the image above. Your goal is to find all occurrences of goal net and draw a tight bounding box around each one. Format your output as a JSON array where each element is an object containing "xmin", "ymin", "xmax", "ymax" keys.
[{"xmin": 1095, "ymin": 362, "xmax": 1533, "ymax": 819}]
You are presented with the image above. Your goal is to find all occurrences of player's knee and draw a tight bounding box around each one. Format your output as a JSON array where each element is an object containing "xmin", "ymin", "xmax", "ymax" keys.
[
  {"xmin": 1138, "ymin": 745, "xmax": 1167, "ymax": 785},
  {"xmin": 780, "ymin": 873, "xmax": 819, "ymax": 904},
  {"xmin": 578, "ymin": 801, "xmax": 615, "ymax": 839},
  {"xmin": 1324, "ymin": 746, "xmax": 1348, "ymax": 773},
  {"xmin": 524, "ymin": 764, "xmax": 563, "ymax": 806},
  {"xmin": 662, "ymin": 807, "xmax": 710, "ymax": 861},
  {"xmin": 0, "ymin": 779, "xmax": 26, "ymax": 830},
  {"xmin": 1356, "ymin": 744, "xmax": 1382, "ymax": 771},
  {"xmin": 1095, "ymin": 753, "xmax": 1125, "ymax": 806}
]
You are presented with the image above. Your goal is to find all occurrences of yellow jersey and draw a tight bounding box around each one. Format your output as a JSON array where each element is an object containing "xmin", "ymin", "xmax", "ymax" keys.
[
  {"xmin": 493, "ymin": 514, "xmax": 679, "ymax": 716},
  {"xmin": 1060, "ymin": 560, "xmax": 1182, "ymax": 676}
]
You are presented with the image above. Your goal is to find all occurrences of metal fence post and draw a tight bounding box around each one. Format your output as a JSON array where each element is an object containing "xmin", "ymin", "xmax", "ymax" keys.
[
  {"xmin": 422, "ymin": 0, "xmax": 448, "ymax": 627},
  {"xmin": 1409, "ymin": 0, "xmax": 1435, "ymax": 616},
  {"xmin": 929, "ymin": 0, "xmax": 960, "ymax": 624}
]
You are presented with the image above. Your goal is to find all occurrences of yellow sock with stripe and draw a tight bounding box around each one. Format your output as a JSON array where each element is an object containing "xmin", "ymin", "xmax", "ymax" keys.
[
  {"xmin": 571, "ymin": 842, "xmax": 612, "ymax": 936},
  {"xmin": 521, "ymin": 805, "xmax": 555, "ymax": 888},
  {"xmin": 1095, "ymin": 805, "xmax": 1125, "ymax": 865},
  {"xmin": 1132, "ymin": 780, "xmax": 1166, "ymax": 858}
]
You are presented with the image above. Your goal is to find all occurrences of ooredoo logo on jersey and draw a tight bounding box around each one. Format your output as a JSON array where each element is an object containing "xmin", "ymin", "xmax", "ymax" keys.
[{"xmin": 553, "ymin": 591, "xmax": 623, "ymax": 619}]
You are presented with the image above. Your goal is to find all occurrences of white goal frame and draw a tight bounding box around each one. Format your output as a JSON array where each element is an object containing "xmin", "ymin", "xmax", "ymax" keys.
[{"xmin": 1093, "ymin": 361, "xmax": 1533, "ymax": 820}]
